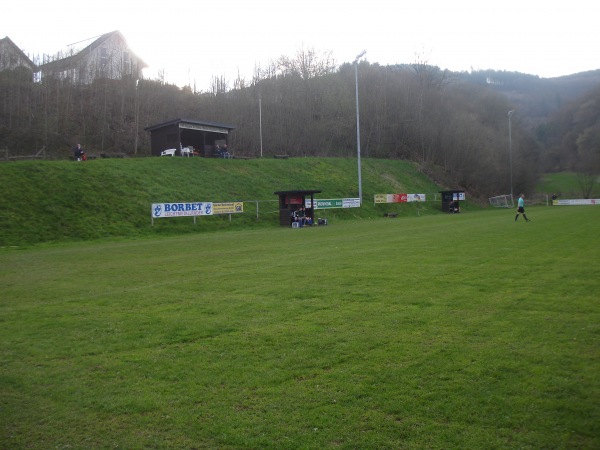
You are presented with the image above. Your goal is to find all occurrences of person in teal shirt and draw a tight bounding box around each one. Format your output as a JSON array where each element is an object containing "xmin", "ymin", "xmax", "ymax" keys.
[{"xmin": 515, "ymin": 194, "xmax": 531, "ymax": 222}]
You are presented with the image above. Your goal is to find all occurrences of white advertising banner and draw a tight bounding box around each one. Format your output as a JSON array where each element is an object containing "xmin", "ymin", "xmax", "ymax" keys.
[
  {"xmin": 553, "ymin": 199, "xmax": 599, "ymax": 206},
  {"xmin": 152, "ymin": 202, "xmax": 213, "ymax": 218},
  {"xmin": 343, "ymin": 198, "xmax": 361, "ymax": 208},
  {"xmin": 406, "ymin": 194, "xmax": 426, "ymax": 202}
]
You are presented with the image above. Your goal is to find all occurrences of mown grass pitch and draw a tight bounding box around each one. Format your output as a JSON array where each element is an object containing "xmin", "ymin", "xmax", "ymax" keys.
[{"xmin": 1, "ymin": 206, "xmax": 599, "ymax": 449}]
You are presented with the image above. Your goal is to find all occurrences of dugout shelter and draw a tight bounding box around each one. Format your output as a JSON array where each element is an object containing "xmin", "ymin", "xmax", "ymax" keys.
[
  {"xmin": 440, "ymin": 190, "xmax": 465, "ymax": 213},
  {"xmin": 274, "ymin": 190, "xmax": 321, "ymax": 226}
]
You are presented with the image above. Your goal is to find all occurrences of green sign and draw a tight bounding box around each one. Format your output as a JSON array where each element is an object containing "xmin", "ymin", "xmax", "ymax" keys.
[{"xmin": 306, "ymin": 199, "xmax": 343, "ymax": 209}]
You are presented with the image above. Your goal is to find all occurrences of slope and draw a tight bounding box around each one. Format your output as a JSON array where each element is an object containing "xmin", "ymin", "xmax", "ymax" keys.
[{"xmin": 0, "ymin": 157, "xmax": 451, "ymax": 246}]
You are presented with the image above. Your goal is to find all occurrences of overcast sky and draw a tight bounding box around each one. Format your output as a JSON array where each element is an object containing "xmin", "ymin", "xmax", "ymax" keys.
[{"xmin": 3, "ymin": 0, "xmax": 598, "ymax": 89}]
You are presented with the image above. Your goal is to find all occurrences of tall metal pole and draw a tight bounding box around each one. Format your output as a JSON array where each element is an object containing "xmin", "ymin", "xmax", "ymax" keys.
[
  {"xmin": 508, "ymin": 110, "xmax": 514, "ymax": 201},
  {"xmin": 259, "ymin": 96, "xmax": 263, "ymax": 158},
  {"xmin": 355, "ymin": 50, "xmax": 366, "ymax": 205}
]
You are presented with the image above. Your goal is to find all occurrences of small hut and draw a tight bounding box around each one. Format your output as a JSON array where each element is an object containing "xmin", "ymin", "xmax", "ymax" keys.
[
  {"xmin": 440, "ymin": 190, "xmax": 465, "ymax": 213},
  {"xmin": 274, "ymin": 190, "xmax": 322, "ymax": 226}
]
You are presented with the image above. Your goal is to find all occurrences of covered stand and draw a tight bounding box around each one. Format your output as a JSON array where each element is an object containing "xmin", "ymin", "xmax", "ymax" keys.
[
  {"xmin": 145, "ymin": 118, "xmax": 235, "ymax": 157},
  {"xmin": 274, "ymin": 190, "xmax": 322, "ymax": 227},
  {"xmin": 440, "ymin": 190, "xmax": 465, "ymax": 213}
]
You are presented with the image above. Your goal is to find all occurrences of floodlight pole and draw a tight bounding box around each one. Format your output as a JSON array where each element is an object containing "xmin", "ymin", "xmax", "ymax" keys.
[
  {"xmin": 259, "ymin": 95, "xmax": 263, "ymax": 158},
  {"xmin": 508, "ymin": 110, "xmax": 515, "ymax": 201},
  {"xmin": 354, "ymin": 50, "xmax": 366, "ymax": 205}
]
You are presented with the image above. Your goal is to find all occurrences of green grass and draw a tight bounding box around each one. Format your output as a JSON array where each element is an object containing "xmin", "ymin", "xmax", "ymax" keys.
[
  {"xmin": 537, "ymin": 172, "xmax": 600, "ymax": 198},
  {"xmin": 0, "ymin": 157, "xmax": 450, "ymax": 246},
  {"xmin": 1, "ymin": 206, "xmax": 599, "ymax": 449}
]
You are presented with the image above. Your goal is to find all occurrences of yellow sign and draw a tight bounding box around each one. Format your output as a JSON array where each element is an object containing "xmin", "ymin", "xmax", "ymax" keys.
[
  {"xmin": 213, "ymin": 202, "xmax": 244, "ymax": 214},
  {"xmin": 374, "ymin": 194, "xmax": 388, "ymax": 204}
]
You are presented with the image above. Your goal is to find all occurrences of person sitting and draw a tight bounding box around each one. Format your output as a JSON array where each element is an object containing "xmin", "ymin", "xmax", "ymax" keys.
[
  {"xmin": 73, "ymin": 143, "xmax": 85, "ymax": 161},
  {"xmin": 222, "ymin": 144, "xmax": 231, "ymax": 159},
  {"xmin": 297, "ymin": 207, "xmax": 306, "ymax": 224}
]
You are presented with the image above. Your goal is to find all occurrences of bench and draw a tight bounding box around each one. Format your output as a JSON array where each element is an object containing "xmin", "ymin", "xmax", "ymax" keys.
[
  {"xmin": 384, "ymin": 213, "xmax": 398, "ymax": 218},
  {"xmin": 180, "ymin": 147, "xmax": 193, "ymax": 157},
  {"xmin": 4, "ymin": 146, "xmax": 45, "ymax": 161},
  {"xmin": 274, "ymin": 154, "xmax": 289, "ymax": 159}
]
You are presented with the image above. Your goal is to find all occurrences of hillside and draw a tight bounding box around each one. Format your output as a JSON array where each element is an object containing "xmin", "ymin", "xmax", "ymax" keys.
[
  {"xmin": 5, "ymin": 65, "xmax": 598, "ymax": 197},
  {"xmin": 459, "ymin": 69, "xmax": 600, "ymax": 128},
  {"xmin": 0, "ymin": 157, "xmax": 450, "ymax": 246}
]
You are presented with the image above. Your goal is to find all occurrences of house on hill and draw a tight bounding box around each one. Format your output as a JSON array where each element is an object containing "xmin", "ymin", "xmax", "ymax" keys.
[
  {"xmin": 0, "ymin": 36, "xmax": 36, "ymax": 74},
  {"xmin": 37, "ymin": 30, "xmax": 147, "ymax": 84}
]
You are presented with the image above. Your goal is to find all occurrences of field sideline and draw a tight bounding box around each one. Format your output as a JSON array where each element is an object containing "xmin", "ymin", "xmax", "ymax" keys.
[{"xmin": 1, "ymin": 206, "xmax": 599, "ymax": 448}]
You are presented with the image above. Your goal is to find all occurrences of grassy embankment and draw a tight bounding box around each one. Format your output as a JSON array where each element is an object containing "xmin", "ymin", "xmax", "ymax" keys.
[{"xmin": 0, "ymin": 157, "xmax": 446, "ymax": 246}]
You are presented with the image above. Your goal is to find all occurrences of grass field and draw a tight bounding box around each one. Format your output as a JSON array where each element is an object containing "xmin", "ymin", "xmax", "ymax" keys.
[{"xmin": 1, "ymin": 206, "xmax": 599, "ymax": 449}]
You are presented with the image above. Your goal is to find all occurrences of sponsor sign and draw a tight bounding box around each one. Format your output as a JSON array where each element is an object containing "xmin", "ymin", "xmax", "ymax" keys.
[
  {"xmin": 305, "ymin": 199, "xmax": 343, "ymax": 209},
  {"xmin": 286, "ymin": 195, "xmax": 303, "ymax": 205},
  {"xmin": 407, "ymin": 194, "xmax": 426, "ymax": 202},
  {"xmin": 304, "ymin": 198, "xmax": 361, "ymax": 209},
  {"xmin": 375, "ymin": 194, "xmax": 426, "ymax": 203},
  {"xmin": 152, "ymin": 202, "xmax": 213, "ymax": 218},
  {"xmin": 375, "ymin": 194, "xmax": 407, "ymax": 203},
  {"xmin": 343, "ymin": 198, "xmax": 361, "ymax": 208},
  {"xmin": 553, "ymin": 199, "xmax": 598, "ymax": 206},
  {"xmin": 213, "ymin": 202, "xmax": 244, "ymax": 214},
  {"xmin": 374, "ymin": 194, "xmax": 387, "ymax": 204}
]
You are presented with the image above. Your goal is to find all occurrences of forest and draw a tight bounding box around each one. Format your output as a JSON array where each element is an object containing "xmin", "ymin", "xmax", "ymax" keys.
[{"xmin": 1, "ymin": 48, "xmax": 599, "ymax": 198}]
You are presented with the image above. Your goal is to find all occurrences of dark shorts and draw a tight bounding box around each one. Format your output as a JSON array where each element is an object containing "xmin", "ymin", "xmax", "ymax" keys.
[{"xmin": 518, "ymin": 206, "xmax": 525, "ymax": 213}]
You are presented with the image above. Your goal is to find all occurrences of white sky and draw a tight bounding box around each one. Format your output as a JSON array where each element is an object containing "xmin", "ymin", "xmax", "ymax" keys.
[{"xmin": 3, "ymin": 0, "xmax": 598, "ymax": 89}]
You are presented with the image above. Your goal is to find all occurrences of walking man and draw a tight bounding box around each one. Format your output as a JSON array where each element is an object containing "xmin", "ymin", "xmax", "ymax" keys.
[{"xmin": 515, "ymin": 194, "xmax": 531, "ymax": 222}]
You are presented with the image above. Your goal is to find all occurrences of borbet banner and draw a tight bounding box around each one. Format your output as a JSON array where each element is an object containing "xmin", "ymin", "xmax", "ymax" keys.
[{"xmin": 152, "ymin": 202, "xmax": 213, "ymax": 218}]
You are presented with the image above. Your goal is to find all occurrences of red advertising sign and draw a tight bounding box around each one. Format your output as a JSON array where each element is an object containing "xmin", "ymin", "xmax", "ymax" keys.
[
  {"xmin": 391, "ymin": 194, "xmax": 408, "ymax": 203},
  {"xmin": 286, "ymin": 195, "xmax": 303, "ymax": 204}
]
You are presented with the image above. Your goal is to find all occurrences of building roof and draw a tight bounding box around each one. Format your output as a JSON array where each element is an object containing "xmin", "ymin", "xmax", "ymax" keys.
[
  {"xmin": 144, "ymin": 118, "xmax": 236, "ymax": 133},
  {"xmin": 274, "ymin": 190, "xmax": 322, "ymax": 196},
  {"xmin": 38, "ymin": 30, "xmax": 147, "ymax": 70},
  {"xmin": 0, "ymin": 36, "xmax": 36, "ymax": 70}
]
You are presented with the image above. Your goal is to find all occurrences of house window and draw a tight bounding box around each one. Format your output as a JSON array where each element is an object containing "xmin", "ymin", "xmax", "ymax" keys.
[
  {"xmin": 100, "ymin": 47, "xmax": 108, "ymax": 66},
  {"xmin": 123, "ymin": 51, "xmax": 130, "ymax": 74}
]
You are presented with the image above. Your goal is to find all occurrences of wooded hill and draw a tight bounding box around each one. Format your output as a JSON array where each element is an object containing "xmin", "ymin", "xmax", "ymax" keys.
[{"xmin": 1, "ymin": 53, "xmax": 599, "ymax": 198}]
